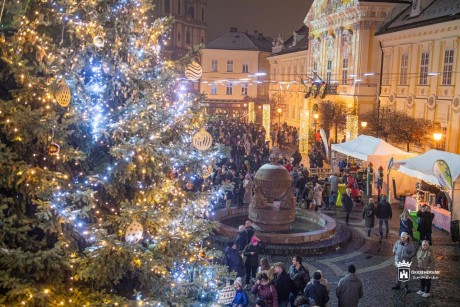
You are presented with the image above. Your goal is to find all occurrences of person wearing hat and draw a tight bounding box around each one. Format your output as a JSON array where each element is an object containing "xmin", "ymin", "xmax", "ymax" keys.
[
  {"xmin": 223, "ymin": 241, "xmax": 245, "ymax": 278},
  {"xmin": 231, "ymin": 277, "xmax": 249, "ymax": 307},
  {"xmin": 243, "ymin": 235, "xmax": 265, "ymax": 288},
  {"xmin": 304, "ymin": 271, "xmax": 329, "ymax": 307},
  {"xmin": 336, "ymin": 264, "xmax": 363, "ymax": 307},
  {"xmin": 251, "ymin": 272, "xmax": 278, "ymax": 307},
  {"xmin": 392, "ymin": 231, "xmax": 416, "ymax": 292},
  {"xmin": 273, "ymin": 262, "xmax": 293, "ymax": 307}
]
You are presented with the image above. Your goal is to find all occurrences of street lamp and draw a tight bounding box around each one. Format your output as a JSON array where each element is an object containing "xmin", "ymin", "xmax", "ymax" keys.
[
  {"xmin": 277, "ymin": 107, "xmax": 282, "ymax": 128},
  {"xmin": 361, "ymin": 121, "xmax": 367, "ymax": 128},
  {"xmin": 433, "ymin": 132, "xmax": 442, "ymax": 149}
]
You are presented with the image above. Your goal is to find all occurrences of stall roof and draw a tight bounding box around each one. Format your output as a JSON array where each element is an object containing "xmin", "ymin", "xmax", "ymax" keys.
[
  {"xmin": 394, "ymin": 149, "xmax": 460, "ymax": 186},
  {"xmin": 331, "ymin": 135, "xmax": 415, "ymax": 161}
]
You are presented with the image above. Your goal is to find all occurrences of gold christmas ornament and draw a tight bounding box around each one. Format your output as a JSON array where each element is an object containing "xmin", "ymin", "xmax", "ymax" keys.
[
  {"xmin": 192, "ymin": 128, "xmax": 213, "ymax": 151},
  {"xmin": 202, "ymin": 165, "xmax": 213, "ymax": 178},
  {"xmin": 47, "ymin": 142, "xmax": 60, "ymax": 156},
  {"xmin": 198, "ymin": 249, "xmax": 206, "ymax": 259},
  {"xmin": 93, "ymin": 36, "xmax": 105, "ymax": 48},
  {"xmin": 54, "ymin": 79, "xmax": 71, "ymax": 107},
  {"xmin": 125, "ymin": 220, "xmax": 143, "ymax": 243},
  {"xmin": 184, "ymin": 60, "xmax": 202, "ymax": 81}
]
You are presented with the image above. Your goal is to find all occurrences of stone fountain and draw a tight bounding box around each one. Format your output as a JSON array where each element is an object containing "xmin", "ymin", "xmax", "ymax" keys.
[{"xmin": 211, "ymin": 159, "xmax": 350, "ymax": 255}]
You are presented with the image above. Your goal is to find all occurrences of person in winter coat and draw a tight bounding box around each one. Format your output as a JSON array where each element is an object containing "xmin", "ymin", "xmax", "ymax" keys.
[
  {"xmin": 232, "ymin": 277, "xmax": 249, "ymax": 307},
  {"xmin": 291, "ymin": 149, "xmax": 302, "ymax": 167},
  {"xmin": 223, "ymin": 241, "xmax": 245, "ymax": 278},
  {"xmin": 416, "ymin": 240, "xmax": 435, "ymax": 297},
  {"xmin": 304, "ymin": 271, "xmax": 329, "ymax": 307},
  {"xmin": 313, "ymin": 183, "xmax": 323, "ymax": 210},
  {"xmin": 251, "ymin": 273, "xmax": 278, "ymax": 307},
  {"xmin": 362, "ymin": 198, "xmax": 376, "ymax": 237},
  {"xmin": 288, "ymin": 256, "xmax": 310, "ymax": 306},
  {"xmin": 376, "ymin": 195, "xmax": 392, "ymax": 241},
  {"xmin": 392, "ymin": 232, "xmax": 417, "ymax": 292},
  {"xmin": 235, "ymin": 225, "xmax": 247, "ymax": 253},
  {"xmin": 273, "ymin": 262, "xmax": 293, "ymax": 307},
  {"xmin": 417, "ymin": 205, "xmax": 435, "ymax": 245},
  {"xmin": 341, "ymin": 188, "xmax": 354, "ymax": 226},
  {"xmin": 336, "ymin": 265, "xmax": 363, "ymax": 307},
  {"xmin": 243, "ymin": 174, "xmax": 253, "ymax": 205},
  {"xmin": 258, "ymin": 258, "xmax": 275, "ymax": 281},
  {"xmin": 399, "ymin": 209, "xmax": 414, "ymax": 239},
  {"xmin": 243, "ymin": 236, "xmax": 265, "ymax": 287}
]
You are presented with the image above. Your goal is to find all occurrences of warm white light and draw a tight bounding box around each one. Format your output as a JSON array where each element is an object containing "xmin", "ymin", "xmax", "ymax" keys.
[
  {"xmin": 433, "ymin": 133, "xmax": 442, "ymax": 141},
  {"xmin": 313, "ymin": 113, "xmax": 319, "ymax": 120},
  {"xmin": 361, "ymin": 121, "xmax": 367, "ymax": 128}
]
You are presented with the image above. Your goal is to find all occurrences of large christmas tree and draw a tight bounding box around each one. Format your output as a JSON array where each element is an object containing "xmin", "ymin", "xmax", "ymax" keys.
[{"xmin": 0, "ymin": 0, "xmax": 223, "ymax": 305}]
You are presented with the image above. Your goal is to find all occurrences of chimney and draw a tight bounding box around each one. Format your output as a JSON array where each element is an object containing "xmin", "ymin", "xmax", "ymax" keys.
[
  {"xmin": 230, "ymin": 27, "xmax": 238, "ymax": 32},
  {"xmin": 258, "ymin": 33, "xmax": 264, "ymax": 39},
  {"xmin": 254, "ymin": 30, "xmax": 258, "ymax": 36}
]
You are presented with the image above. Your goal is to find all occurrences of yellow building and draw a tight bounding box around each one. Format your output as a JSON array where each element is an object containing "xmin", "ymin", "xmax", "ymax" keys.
[
  {"xmin": 153, "ymin": 0, "xmax": 207, "ymax": 60},
  {"xmin": 268, "ymin": 26, "xmax": 309, "ymax": 129},
  {"xmin": 304, "ymin": 0, "xmax": 407, "ymax": 141},
  {"xmin": 376, "ymin": 0, "xmax": 460, "ymax": 154},
  {"xmin": 200, "ymin": 27, "xmax": 272, "ymax": 118}
]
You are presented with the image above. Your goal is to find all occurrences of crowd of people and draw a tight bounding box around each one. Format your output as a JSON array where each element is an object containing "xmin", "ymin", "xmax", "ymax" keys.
[{"xmin": 207, "ymin": 118, "xmax": 438, "ymax": 306}]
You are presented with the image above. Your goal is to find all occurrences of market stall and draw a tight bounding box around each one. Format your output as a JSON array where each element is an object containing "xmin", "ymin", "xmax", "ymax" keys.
[
  {"xmin": 394, "ymin": 150, "xmax": 460, "ymax": 234},
  {"xmin": 331, "ymin": 135, "xmax": 417, "ymax": 201}
]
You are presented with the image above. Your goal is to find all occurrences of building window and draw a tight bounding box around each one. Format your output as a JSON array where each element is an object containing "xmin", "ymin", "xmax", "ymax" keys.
[
  {"xmin": 400, "ymin": 54, "xmax": 409, "ymax": 85},
  {"xmin": 177, "ymin": 0, "xmax": 181, "ymax": 15},
  {"xmin": 201, "ymin": 6, "xmax": 205, "ymax": 21},
  {"xmin": 292, "ymin": 105, "xmax": 296, "ymax": 119},
  {"xmin": 164, "ymin": 0, "xmax": 170, "ymax": 14},
  {"xmin": 242, "ymin": 63, "xmax": 249, "ymax": 73},
  {"xmin": 226, "ymin": 82, "xmax": 233, "ymax": 95},
  {"xmin": 326, "ymin": 60, "xmax": 332, "ymax": 84},
  {"xmin": 419, "ymin": 52, "xmax": 429, "ymax": 85},
  {"xmin": 210, "ymin": 83, "xmax": 217, "ymax": 95},
  {"xmin": 177, "ymin": 32, "xmax": 181, "ymax": 42},
  {"xmin": 211, "ymin": 60, "xmax": 218, "ymax": 72},
  {"xmin": 227, "ymin": 60, "xmax": 233, "ymax": 72},
  {"xmin": 241, "ymin": 83, "xmax": 248, "ymax": 96},
  {"xmin": 313, "ymin": 61, "xmax": 318, "ymax": 73},
  {"xmin": 342, "ymin": 58, "xmax": 348, "ymax": 85},
  {"xmin": 442, "ymin": 49, "xmax": 454, "ymax": 85},
  {"xmin": 185, "ymin": 31, "xmax": 191, "ymax": 44}
]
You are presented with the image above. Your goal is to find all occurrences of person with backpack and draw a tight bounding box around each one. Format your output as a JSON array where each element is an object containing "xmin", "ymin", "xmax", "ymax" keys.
[
  {"xmin": 223, "ymin": 241, "xmax": 245, "ymax": 278},
  {"xmin": 362, "ymin": 198, "xmax": 376, "ymax": 237}
]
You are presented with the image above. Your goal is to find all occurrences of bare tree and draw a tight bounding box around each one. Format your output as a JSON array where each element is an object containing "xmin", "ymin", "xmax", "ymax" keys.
[
  {"xmin": 360, "ymin": 108, "xmax": 393, "ymax": 141},
  {"xmin": 388, "ymin": 112, "xmax": 436, "ymax": 151},
  {"xmin": 318, "ymin": 100, "xmax": 348, "ymax": 142}
]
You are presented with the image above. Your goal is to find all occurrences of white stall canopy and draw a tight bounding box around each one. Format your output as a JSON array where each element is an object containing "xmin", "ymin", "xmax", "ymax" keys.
[
  {"xmin": 393, "ymin": 150, "xmax": 460, "ymax": 186},
  {"xmin": 331, "ymin": 135, "xmax": 417, "ymax": 201}
]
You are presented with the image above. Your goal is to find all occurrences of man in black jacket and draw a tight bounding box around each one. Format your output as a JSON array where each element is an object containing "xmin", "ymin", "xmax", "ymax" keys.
[
  {"xmin": 288, "ymin": 255, "xmax": 310, "ymax": 306},
  {"xmin": 376, "ymin": 195, "xmax": 393, "ymax": 242},
  {"xmin": 341, "ymin": 188, "xmax": 354, "ymax": 226},
  {"xmin": 417, "ymin": 205, "xmax": 435, "ymax": 245},
  {"xmin": 273, "ymin": 262, "xmax": 294, "ymax": 307},
  {"xmin": 304, "ymin": 271, "xmax": 329, "ymax": 307}
]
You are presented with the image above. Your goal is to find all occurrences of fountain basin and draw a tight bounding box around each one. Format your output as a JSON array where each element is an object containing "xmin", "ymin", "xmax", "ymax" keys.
[{"xmin": 211, "ymin": 207, "xmax": 337, "ymax": 244}]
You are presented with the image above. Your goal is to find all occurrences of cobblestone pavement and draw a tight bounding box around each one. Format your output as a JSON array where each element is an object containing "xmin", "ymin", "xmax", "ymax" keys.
[{"xmin": 253, "ymin": 205, "xmax": 460, "ymax": 307}]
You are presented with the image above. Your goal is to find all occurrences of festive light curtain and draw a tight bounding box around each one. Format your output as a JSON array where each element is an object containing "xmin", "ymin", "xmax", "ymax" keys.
[
  {"xmin": 248, "ymin": 101, "xmax": 255, "ymax": 123},
  {"xmin": 299, "ymin": 109, "xmax": 310, "ymax": 154},
  {"xmin": 346, "ymin": 115, "xmax": 358, "ymax": 141},
  {"xmin": 263, "ymin": 104, "xmax": 271, "ymax": 142}
]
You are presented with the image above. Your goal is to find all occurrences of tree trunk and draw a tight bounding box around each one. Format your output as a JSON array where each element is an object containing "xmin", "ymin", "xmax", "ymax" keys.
[
  {"xmin": 406, "ymin": 142, "xmax": 410, "ymax": 152},
  {"xmin": 334, "ymin": 122, "xmax": 338, "ymax": 143}
]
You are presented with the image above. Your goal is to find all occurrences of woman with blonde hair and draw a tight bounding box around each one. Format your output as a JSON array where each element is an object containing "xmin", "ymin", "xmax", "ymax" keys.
[
  {"xmin": 416, "ymin": 240, "xmax": 435, "ymax": 297},
  {"xmin": 399, "ymin": 209, "xmax": 414, "ymax": 239}
]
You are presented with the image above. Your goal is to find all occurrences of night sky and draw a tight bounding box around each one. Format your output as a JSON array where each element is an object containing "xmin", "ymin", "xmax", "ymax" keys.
[{"xmin": 206, "ymin": 0, "xmax": 314, "ymax": 42}]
